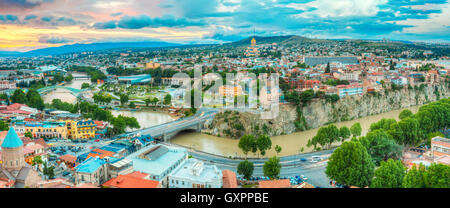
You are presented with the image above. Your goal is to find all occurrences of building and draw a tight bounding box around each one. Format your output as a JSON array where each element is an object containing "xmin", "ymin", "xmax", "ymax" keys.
[
  {"xmin": 117, "ymin": 74, "xmax": 152, "ymax": 85},
  {"xmin": 245, "ymin": 37, "xmax": 259, "ymax": 57},
  {"xmin": 431, "ymin": 136, "xmax": 450, "ymax": 165},
  {"xmin": 74, "ymin": 156, "xmax": 132, "ymax": 186},
  {"xmin": 17, "ymin": 121, "xmax": 68, "ymax": 139},
  {"xmin": 336, "ymin": 83, "xmax": 363, "ymax": 98},
  {"xmin": 168, "ymin": 158, "xmax": 222, "ymax": 188},
  {"xmin": 125, "ymin": 144, "xmax": 187, "ymax": 187},
  {"xmin": 303, "ymin": 57, "xmax": 358, "ymax": 66},
  {"xmin": 0, "ymin": 80, "xmax": 16, "ymax": 90},
  {"xmin": 66, "ymin": 120, "xmax": 96, "ymax": 140},
  {"xmin": 219, "ymin": 85, "xmax": 243, "ymax": 97},
  {"xmin": 222, "ymin": 170, "xmax": 238, "ymax": 188},
  {"xmin": 0, "ymin": 127, "xmax": 41, "ymax": 188},
  {"xmin": 102, "ymin": 171, "xmax": 161, "ymax": 188},
  {"xmin": 145, "ymin": 61, "xmax": 161, "ymax": 69},
  {"xmin": 258, "ymin": 179, "xmax": 291, "ymax": 188}
]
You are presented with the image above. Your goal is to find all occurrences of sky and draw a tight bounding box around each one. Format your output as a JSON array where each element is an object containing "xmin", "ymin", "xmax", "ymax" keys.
[{"xmin": 0, "ymin": 0, "xmax": 449, "ymax": 52}]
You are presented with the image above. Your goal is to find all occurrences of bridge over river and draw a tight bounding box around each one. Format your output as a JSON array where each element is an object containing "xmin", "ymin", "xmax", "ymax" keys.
[{"xmin": 116, "ymin": 108, "xmax": 219, "ymax": 141}]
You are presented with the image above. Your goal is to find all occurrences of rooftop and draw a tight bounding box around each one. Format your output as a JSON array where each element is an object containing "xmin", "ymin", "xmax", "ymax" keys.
[
  {"xmin": 1, "ymin": 127, "xmax": 23, "ymax": 149},
  {"xmin": 125, "ymin": 144, "xmax": 187, "ymax": 177},
  {"xmin": 259, "ymin": 179, "xmax": 291, "ymax": 188},
  {"xmin": 169, "ymin": 158, "xmax": 222, "ymax": 184}
]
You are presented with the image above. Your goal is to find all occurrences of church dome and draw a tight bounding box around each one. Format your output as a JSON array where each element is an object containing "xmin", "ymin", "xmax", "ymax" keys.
[{"xmin": 1, "ymin": 127, "xmax": 23, "ymax": 149}]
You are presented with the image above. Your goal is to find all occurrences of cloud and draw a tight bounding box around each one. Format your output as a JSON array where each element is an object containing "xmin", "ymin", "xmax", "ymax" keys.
[
  {"xmin": 24, "ymin": 14, "xmax": 38, "ymax": 20},
  {"xmin": 0, "ymin": 0, "xmax": 54, "ymax": 12},
  {"xmin": 38, "ymin": 35, "xmax": 73, "ymax": 44},
  {"xmin": 0, "ymin": 14, "xmax": 20, "ymax": 23},
  {"xmin": 94, "ymin": 14, "xmax": 206, "ymax": 29},
  {"xmin": 110, "ymin": 12, "xmax": 123, "ymax": 17}
]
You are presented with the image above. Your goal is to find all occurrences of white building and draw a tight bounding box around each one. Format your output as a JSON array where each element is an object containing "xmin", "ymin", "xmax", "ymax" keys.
[{"xmin": 168, "ymin": 158, "xmax": 222, "ymax": 188}]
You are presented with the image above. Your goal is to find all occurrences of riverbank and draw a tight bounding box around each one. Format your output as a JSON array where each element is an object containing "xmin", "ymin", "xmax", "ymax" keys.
[{"xmin": 171, "ymin": 102, "xmax": 423, "ymax": 158}]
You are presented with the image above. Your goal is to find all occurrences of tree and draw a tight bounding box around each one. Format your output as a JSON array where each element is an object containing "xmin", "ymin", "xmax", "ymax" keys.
[
  {"xmin": 425, "ymin": 163, "xmax": 450, "ymax": 188},
  {"xmin": 371, "ymin": 159, "xmax": 406, "ymax": 188},
  {"xmin": 359, "ymin": 130, "xmax": 403, "ymax": 165},
  {"xmin": 0, "ymin": 120, "xmax": 8, "ymax": 131},
  {"xmin": 263, "ymin": 156, "xmax": 281, "ymax": 179},
  {"xmin": 389, "ymin": 117, "xmax": 422, "ymax": 146},
  {"xmin": 129, "ymin": 102, "xmax": 136, "ymax": 109},
  {"xmin": 164, "ymin": 94, "xmax": 172, "ymax": 105},
  {"xmin": 32, "ymin": 155, "xmax": 43, "ymax": 166},
  {"xmin": 326, "ymin": 140, "xmax": 375, "ymax": 187},
  {"xmin": 370, "ymin": 118, "xmax": 397, "ymax": 132},
  {"xmin": 399, "ymin": 109, "xmax": 413, "ymax": 120},
  {"xmin": 238, "ymin": 135, "xmax": 256, "ymax": 158},
  {"xmin": 308, "ymin": 124, "xmax": 340, "ymax": 150},
  {"xmin": 237, "ymin": 160, "xmax": 254, "ymax": 180},
  {"xmin": 144, "ymin": 98, "xmax": 151, "ymax": 107},
  {"xmin": 25, "ymin": 131, "xmax": 33, "ymax": 139},
  {"xmin": 339, "ymin": 126, "xmax": 351, "ymax": 141},
  {"xmin": 350, "ymin": 122, "xmax": 362, "ymax": 137},
  {"xmin": 26, "ymin": 88, "xmax": 45, "ymax": 110},
  {"xmin": 11, "ymin": 89, "xmax": 27, "ymax": 104},
  {"xmin": 256, "ymin": 135, "xmax": 272, "ymax": 156},
  {"xmin": 325, "ymin": 62, "xmax": 330, "ymax": 73},
  {"xmin": 81, "ymin": 83, "xmax": 90, "ymax": 89},
  {"xmin": 403, "ymin": 164, "xmax": 427, "ymax": 188},
  {"xmin": 120, "ymin": 94, "xmax": 129, "ymax": 106},
  {"xmin": 275, "ymin": 145, "xmax": 282, "ymax": 155}
]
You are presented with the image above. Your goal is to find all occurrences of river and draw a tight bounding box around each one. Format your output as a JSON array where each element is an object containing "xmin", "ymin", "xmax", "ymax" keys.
[
  {"xmin": 43, "ymin": 74, "xmax": 422, "ymax": 157},
  {"xmin": 170, "ymin": 105, "xmax": 421, "ymax": 158},
  {"xmin": 42, "ymin": 72, "xmax": 175, "ymax": 128}
]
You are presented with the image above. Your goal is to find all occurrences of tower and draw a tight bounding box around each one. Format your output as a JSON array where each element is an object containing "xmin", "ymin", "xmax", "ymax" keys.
[{"xmin": 1, "ymin": 127, "xmax": 25, "ymax": 172}]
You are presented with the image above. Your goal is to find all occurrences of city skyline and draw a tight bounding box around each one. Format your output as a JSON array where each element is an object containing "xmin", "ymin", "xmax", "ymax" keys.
[{"xmin": 0, "ymin": 0, "xmax": 449, "ymax": 52}]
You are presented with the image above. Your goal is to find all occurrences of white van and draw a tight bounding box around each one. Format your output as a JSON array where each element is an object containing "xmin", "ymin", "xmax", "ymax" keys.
[{"xmin": 311, "ymin": 156, "xmax": 322, "ymax": 162}]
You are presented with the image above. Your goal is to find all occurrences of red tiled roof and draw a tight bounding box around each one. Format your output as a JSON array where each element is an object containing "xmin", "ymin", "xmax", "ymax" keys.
[
  {"xmin": 258, "ymin": 179, "xmax": 291, "ymax": 188},
  {"xmin": 60, "ymin": 154, "xmax": 77, "ymax": 164},
  {"xmin": 222, "ymin": 170, "xmax": 238, "ymax": 188},
  {"xmin": 103, "ymin": 174, "xmax": 160, "ymax": 188}
]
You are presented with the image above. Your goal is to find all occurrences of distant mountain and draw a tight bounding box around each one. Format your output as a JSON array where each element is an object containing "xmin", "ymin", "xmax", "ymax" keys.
[
  {"xmin": 225, "ymin": 35, "xmax": 332, "ymax": 47},
  {"xmin": 0, "ymin": 41, "xmax": 182, "ymax": 57}
]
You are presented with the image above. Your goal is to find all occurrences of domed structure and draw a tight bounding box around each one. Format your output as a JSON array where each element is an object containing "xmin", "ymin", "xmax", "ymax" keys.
[{"xmin": 1, "ymin": 127, "xmax": 25, "ymax": 171}]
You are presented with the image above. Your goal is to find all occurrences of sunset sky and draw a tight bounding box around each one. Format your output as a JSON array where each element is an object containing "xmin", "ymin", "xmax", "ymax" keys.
[{"xmin": 0, "ymin": 0, "xmax": 449, "ymax": 52}]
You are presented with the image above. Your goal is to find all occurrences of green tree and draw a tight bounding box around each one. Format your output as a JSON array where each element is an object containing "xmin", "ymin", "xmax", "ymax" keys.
[
  {"xmin": 11, "ymin": 89, "xmax": 27, "ymax": 104},
  {"xmin": 275, "ymin": 145, "xmax": 282, "ymax": 155},
  {"xmin": 403, "ymin": 164, "xmax": 427, "ymax": 188},
  {"xmin": 263, "ymin": 156, "xmax": 281, "ymax": 179},
  {"xmin": 370, "ymin": 118, "xmax": 397, "ymax": 132},
  {"xmin": 325, "ymin": 62, "xmax": 330, "ymax": 73},
  {"xmin": 81, "ymin": 83, "xmax": 90, "ymax": 89},
  {"xmin": 308, "ymin": 124, "xmax": 340, "ymax": 150},
  {"xmin": 425, "ymin": 163, "xmax": 450, "ymax": 188},
  {"xmin": 129, "ymin": 102, "xmax": 136, "ymax": 109},
  {"xmin": 164, "ymin": 94, "xmax": 172, "ymax": 105},
  {"xmin": 25, "ymin": 131, "xmax": 33, "ymax": 139},
  {"xmin": 256, "ymin": 135, "xmax": 272, "ymax": 156},
  {"xmin": 32, "ymin": 155, "xmax": 43, "ymax": 166},
  {"xmin": 326, "ymin": 140, "xmax": 375, "ymax": 187},
  {"xmin": 339, "ymin": 126, "xmax": 351, "ymax": 141},
  {"xmin": 389, "ymin": 117, "xmax": 422, "ymax": 146},
  {"xmin": 350, "ymin": 122, "xmax": 362, "ymax": 137},
  {"xmin": 359, "ymin": 129, "xmax": 403, "ymax": 165},
  {"xmin": 26, "ymin": 89, "xmax": 45, "ymax": 110},
  {"xmin": 120, "ymin": 94, "xmax": 129, "ymax": 106},
  {"xmin": 399, "ymin": 109, "xmax": 413, "ymax": 120},
  {"xmin": 371, "ymin": 159, "xmax": 406, "ymax": 188},
  {"xmin": 144, "ymin": 98, "xmax": 151, "ymax": 107},
  {"xmin": 237, "ymin": 160, "xmax": 254, "ymax": 180},
  {"xmin": 0, "ymin": 120, "xmax": 9, "ymax": 131},
  {"xmin": 238, "ymin": 135, "xmax": 257, "ymax": 158}
]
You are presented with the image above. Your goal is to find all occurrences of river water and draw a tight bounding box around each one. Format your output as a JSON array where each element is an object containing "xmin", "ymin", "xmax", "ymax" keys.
[
  {"xmin": 43, "ymin": 74, "xmax": 421, "ymax": 157},
  {"xmin": 170, "ymin": 106, "xmax": 421, "ymax": 158}
]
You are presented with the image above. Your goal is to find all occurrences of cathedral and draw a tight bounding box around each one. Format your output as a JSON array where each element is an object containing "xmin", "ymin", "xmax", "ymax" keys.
[
  {"xmin": 245, "ymin": 37, "xmax": 260, "ymax": 57},
  {"xmin": 0, "ymin": 127, "xmax": 41, "ymax": 188}
]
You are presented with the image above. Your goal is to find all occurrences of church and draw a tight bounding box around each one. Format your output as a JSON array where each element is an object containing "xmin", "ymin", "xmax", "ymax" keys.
[{"xmin": 0, "ymin": 127, "xmax": 41, "ymax": 188}]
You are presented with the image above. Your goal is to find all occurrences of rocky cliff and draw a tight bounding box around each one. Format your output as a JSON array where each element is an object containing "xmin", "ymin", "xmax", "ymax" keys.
[{"xmin": 205, "ymin": 83, "xmax": 450, "ymax": 138}]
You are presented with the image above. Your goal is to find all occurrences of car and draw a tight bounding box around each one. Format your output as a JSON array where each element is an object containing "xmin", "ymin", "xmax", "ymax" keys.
[
  {"xmin": 95, "ymin": 139, "xmax": 100, "ymax": 142},
  {"xmin": 300, "ymin": 158, "xmax": 307, "ymax": 162},
  {"xmin": 300, "ymin": 175, "xmax": 308, "ymax": 181}
]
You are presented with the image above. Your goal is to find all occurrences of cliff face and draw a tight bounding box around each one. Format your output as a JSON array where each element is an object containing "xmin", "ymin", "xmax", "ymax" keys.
[{"xmin": 205, "ymin": 84, "xmax": 450, "ymax": 138}]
